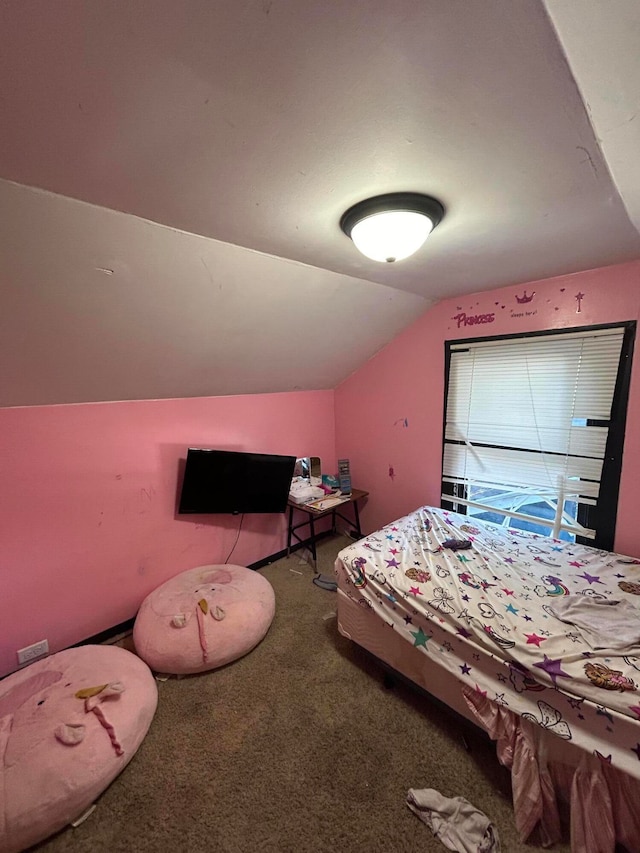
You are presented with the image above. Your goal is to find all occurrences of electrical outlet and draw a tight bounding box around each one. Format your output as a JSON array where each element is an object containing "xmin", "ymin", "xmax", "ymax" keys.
[{"xmin": 17, "ymin": 639, "xmax": 49, "ymax": 665}]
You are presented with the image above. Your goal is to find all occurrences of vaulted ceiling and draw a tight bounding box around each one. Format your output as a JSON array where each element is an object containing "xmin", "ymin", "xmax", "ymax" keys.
[{"xmin": 1, "ymin": 0, "xmax": 639, "ymax": 407}]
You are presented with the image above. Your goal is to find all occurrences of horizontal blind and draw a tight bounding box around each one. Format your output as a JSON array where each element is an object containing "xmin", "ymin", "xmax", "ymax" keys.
[{"xmin": 443, "ymin": 327, "xmax": 625, "ymax": 534}]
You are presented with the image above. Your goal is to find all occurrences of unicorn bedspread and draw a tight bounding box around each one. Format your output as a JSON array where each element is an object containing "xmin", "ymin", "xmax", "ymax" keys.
[{"xmin": 334, "ymin": 506, "xmax": 640, "ymax": 780}]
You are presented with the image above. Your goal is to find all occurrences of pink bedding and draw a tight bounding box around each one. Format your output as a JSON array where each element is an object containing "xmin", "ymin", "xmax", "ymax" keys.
[
  {"xmin": 335, "ymin": 505, "xmax": 640, "ymax": 851},
  {"xmin": 462, "ymin": 685, "xmax": 640, "ymax": 852}
]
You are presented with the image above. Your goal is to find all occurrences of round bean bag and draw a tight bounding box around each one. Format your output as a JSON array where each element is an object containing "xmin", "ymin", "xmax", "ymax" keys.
[
  {"xmin": 133, "ymin": 563, "xmax": 275, "ymax": 675},
  {"xmin": 0, "ymin": 644, "xmax": 157, "ymax": 853}
]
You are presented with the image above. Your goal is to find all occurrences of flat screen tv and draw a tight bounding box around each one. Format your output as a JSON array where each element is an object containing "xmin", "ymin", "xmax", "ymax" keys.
[{"xmin": 178, "ymin": 448, "xmax": 296, "ymax": 515}]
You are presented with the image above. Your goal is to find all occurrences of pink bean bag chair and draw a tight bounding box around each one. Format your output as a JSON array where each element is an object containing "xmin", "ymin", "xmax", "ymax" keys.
[
  {"xmin": 0, "ymin": 644, "xmax": 157, "ymax": 853},
  {"xmin": 133, "ymin": 564, "xmax": 275, "ymax": 675}
]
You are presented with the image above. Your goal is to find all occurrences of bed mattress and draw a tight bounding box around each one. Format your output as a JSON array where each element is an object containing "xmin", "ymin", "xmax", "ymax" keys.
[{"xmin": 335, "ymin": 506, "xmax": 640, "ymax": 781}]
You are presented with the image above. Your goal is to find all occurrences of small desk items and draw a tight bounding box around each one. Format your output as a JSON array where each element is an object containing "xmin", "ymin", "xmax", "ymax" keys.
[
  {"xmin": 286, "ymin": 488, "xmax": 368, "ymax": 566},
  {"xmin": 338, "ymin": 458, "xmax": 352, "ymax": 495}
]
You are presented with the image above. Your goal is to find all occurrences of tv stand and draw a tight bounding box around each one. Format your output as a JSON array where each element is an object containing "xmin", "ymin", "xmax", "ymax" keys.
[{"xmin": 286, "ymin": 488, "xmax": 368, "ymax": 567}]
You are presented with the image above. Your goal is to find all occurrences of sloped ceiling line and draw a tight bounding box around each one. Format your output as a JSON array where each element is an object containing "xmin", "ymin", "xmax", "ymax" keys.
[{"xmin": 0, "ymin": 0, "xmax": 639, "ymax": 407}]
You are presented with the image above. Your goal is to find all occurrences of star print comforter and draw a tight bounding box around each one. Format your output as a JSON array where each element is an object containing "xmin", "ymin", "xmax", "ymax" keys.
[{"xmin": 334, "ymin": 506, "xmax": 640, "ymax": 780}]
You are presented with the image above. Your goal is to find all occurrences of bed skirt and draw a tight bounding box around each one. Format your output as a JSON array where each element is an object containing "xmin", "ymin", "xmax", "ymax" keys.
[{"xmin": 337, "ymin": 588, "xmax": 640, "ymax": 852}]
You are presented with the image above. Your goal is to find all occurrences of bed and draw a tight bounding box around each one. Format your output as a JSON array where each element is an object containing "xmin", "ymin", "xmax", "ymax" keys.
[{"xmin": 335, "ymin": 505, "xmax": 640, "ymax": 852}]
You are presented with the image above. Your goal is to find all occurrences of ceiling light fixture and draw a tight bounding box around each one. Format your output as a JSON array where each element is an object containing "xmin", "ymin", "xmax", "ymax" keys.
[{"xmin": 340, "ymin": 192, "xmax": 445, "ymax": 263}]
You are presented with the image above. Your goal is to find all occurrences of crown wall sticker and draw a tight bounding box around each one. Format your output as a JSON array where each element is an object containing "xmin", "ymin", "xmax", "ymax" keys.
[{"xmin": 510, "ymin": 288, "xmax": 537, "ymax": 320}]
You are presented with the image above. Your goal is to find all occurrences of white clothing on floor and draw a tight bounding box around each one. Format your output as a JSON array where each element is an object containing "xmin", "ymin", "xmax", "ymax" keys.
[{"xmin": 406, "ymin": 787, "xmax": 500, "ymax": 852}]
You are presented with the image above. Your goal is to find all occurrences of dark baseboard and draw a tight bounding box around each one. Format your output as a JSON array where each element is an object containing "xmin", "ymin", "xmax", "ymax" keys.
[
  {"xmin": 74, "ymin": 617, "xmax": 135, "ymax": 647},
  {"xmin": 72, "ymin": 531, "xmax": 333, "ymax": 648},
  {"xmin": 247, "ymin": 529, "xmax": 333, "ymax": 570}
]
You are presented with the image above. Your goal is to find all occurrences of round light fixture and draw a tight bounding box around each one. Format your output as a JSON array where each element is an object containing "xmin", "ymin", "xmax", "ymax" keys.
[{"xmin": 340, "ymin": 192, "xmax": 445, "ymax": 263}]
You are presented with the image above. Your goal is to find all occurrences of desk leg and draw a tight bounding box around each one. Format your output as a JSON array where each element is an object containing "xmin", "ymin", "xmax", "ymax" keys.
[
  {"xmin": 309, "ymin": 512, "xmax": 317, "ymax": 567},
  {"xmin": 353, "ymin": 500, "xmax": 362, "ymax": 538},
  {"xmin": 286, "ymin": 505, "xmax": 294, "ymax": 557}
]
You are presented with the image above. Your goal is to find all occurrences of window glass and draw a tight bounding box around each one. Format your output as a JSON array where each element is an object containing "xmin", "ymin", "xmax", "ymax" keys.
[{"xmin": 442, "ymin": 323, "xmax": 635, "ymax": 550}]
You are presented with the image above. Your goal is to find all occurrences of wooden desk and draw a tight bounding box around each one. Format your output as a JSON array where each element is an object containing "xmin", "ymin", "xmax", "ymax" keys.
[{"xmin": 286, "ymin": 488, "xmax": 369, "ymax": 566}]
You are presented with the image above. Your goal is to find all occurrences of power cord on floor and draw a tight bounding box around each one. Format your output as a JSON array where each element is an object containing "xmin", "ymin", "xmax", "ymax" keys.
[{"xmin": 312, "ymin": 573, "xmax": 337, "ymax": 591}]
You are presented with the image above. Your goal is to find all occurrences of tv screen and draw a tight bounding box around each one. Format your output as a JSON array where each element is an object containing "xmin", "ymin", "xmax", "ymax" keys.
[{"xmin": 178, "ymin": 448, "xmax": 296, "ymax": 514}]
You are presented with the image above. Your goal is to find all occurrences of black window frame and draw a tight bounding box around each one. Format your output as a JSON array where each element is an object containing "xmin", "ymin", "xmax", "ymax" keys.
[{"xmin": 441, "ymin": 320, "xmax": 636, "ymax": 551}]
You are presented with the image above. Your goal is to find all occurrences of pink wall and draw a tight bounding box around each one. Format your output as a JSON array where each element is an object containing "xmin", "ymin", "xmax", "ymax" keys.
[
  {"xmin": 336, "ymin": 260, "xmax": 640, "ymax": 555},
  {"xmin": 3, "ymin": 260, "xmax": 639, "ymax": 679},
  {"xmin": 0, "ymin": 391, "xmax": 334, "ymax": 677}
]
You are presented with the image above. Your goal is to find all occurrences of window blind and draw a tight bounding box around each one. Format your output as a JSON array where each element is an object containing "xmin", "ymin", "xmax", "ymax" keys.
[{"xmin": 442, "ymin": 327, "xmax": 625, "ymax": 539}]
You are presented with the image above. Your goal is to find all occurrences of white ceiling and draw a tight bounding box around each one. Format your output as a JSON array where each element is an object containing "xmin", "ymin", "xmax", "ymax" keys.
[
  {"xmin": 544, "ymin": 0, "xmax": 640, "ymax": 233},
  {"xmin": 0, "ymin": 0, "xmax": 639, "ymax": 407}
]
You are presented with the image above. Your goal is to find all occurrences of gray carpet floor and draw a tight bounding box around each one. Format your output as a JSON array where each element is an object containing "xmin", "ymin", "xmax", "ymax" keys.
[{"xmin": 35, "ymin": 535, "xmax": 571, "ymax": 853}]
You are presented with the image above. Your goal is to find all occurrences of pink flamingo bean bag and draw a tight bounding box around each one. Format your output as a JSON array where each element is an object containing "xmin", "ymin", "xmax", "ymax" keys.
[
  {"xmin": 0, "ymin": 644, "xmax": 157, "ymax": 853},
  {"xmin": 133, "ymin": 564, "xmax": 275, "ymax": 674}
]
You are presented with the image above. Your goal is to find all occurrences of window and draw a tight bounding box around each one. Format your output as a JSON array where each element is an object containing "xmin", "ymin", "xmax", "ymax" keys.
[{"xmin": 441, "ymin": 323, "xmax": 635, "ymax": 550}]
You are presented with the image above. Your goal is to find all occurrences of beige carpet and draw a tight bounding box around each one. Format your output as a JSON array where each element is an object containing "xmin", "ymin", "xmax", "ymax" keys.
[{"xmin": 35, "ymin": 536, "xmax": 570, "ymax": 853}]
